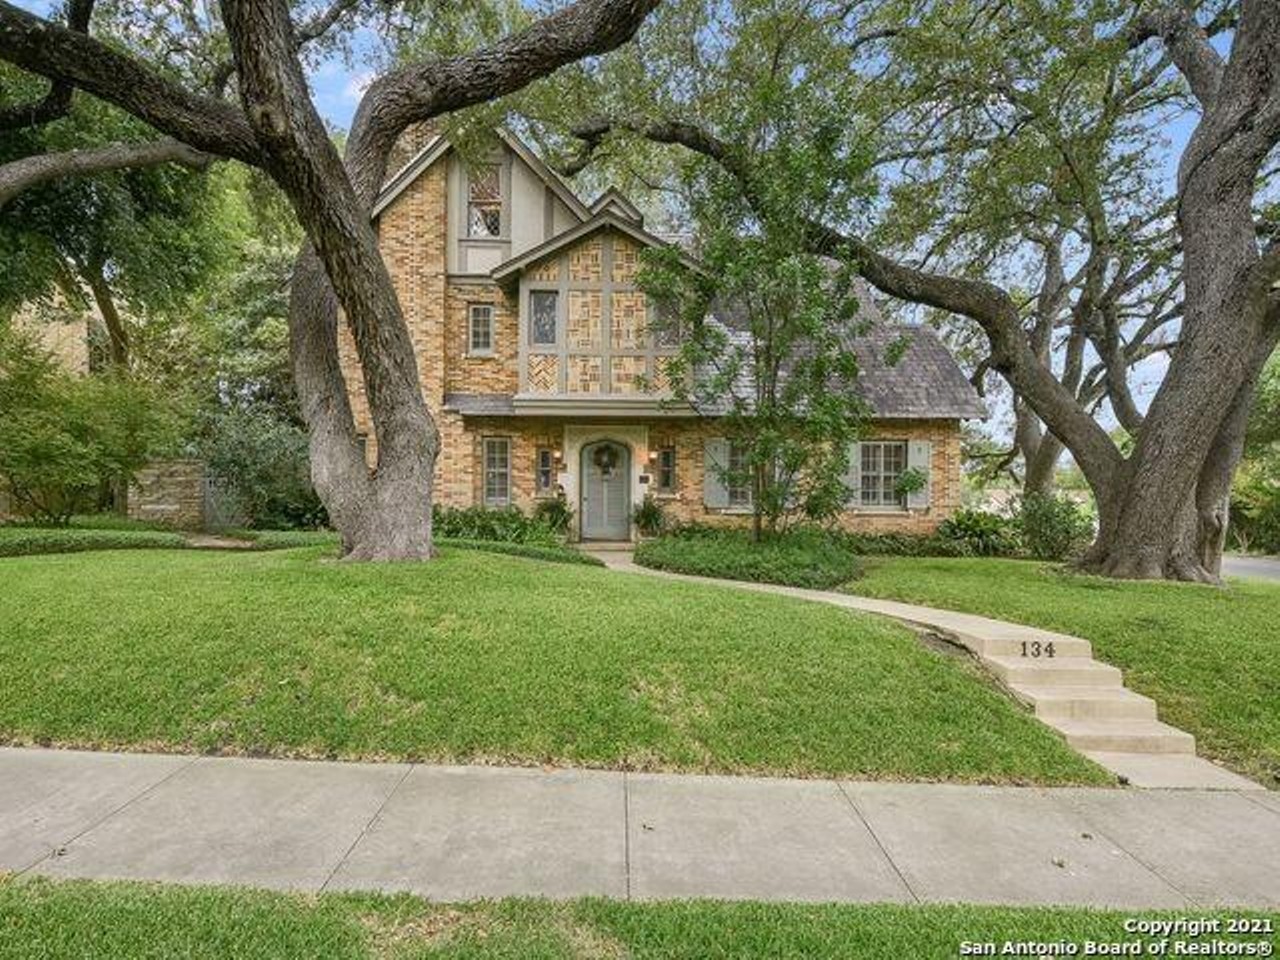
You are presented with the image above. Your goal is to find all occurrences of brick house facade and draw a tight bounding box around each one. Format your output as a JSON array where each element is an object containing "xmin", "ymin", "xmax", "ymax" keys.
[{"xmin": 341, "ymin": 130, "xmax": 985, "ymax": 541}]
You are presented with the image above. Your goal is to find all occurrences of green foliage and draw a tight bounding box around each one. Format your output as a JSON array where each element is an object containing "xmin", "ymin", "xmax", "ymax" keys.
[
  {"xmin": 0, "ymin": 526, "xmax": 186, "ymax": 556},
  {"xmin": 197, "ymin": 405, "xmax": 325, "ymax": 530},
  {"xmin": 634, "ymin": 525, "xmax": 863, "ymax": 588},
  {"xmin": 631, "ymin": 494, "xmax": 667, "ymax": 537},
  {"xmin": 1230, "ymin": 459, "xmax": 1280, "ymax": 554},
  {"xmin": 838, "ymin": 531, "xmax": 971, "ymax": 558},
  {"xmin": 937, "ymin": 509, "xmax": 1021, "ymax": 557},
  {"xmin": 431, "ymin": 505, "xmax": 559, "ymax": 544},
  {"xmin": 894, "ymin": 466, "xmax": 928, "ymax": 499},
  {"xmin": 531, "ymin": 495, "xmax": 573, "ymax": 534},
  {"xmin": 0, "ymin": 325, "xmax": 178, "ymax": 523},
  {"xmin": 1230, "ymin": 351, "xmax": 1280, "ymax": 553},
  {"xmin": 1017, "ymin": 495, "xmax": 1094, "ymax": 561}
]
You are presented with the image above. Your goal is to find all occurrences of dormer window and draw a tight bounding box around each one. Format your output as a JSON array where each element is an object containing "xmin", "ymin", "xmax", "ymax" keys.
[{"xmin": 467, "ymin": 165, "xmax": 502, "ymax": 237}]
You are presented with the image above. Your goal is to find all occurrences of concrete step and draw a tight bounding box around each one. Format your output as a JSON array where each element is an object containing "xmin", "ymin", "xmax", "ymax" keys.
[
  {"xmin": 1054, "ymin": 719, "xmax": 1196, "ymax": 755},
  {"xmin": 977, "ymin": 635, "xmax": 1092, "ymax": 658},
  {"xmin": 986, "ymin": 656, "xmax": 1123, "ymax": 689},
  {"xmin": 1016, "ymin": 686, "xmax": 1158, "ymax": 721}
]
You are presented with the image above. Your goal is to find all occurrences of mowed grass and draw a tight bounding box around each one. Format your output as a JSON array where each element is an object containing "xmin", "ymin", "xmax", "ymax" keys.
[
  {"xmin": 847, "ymin": 557, "xmax": 1280, "ymax": 787},
  {"xmin": 4, "ymin": 878, "xmax": 1278, "ymax": 960},
  {"xmin": 0, "ymin": 547, "xmax": 1104, "ymax": 783}
]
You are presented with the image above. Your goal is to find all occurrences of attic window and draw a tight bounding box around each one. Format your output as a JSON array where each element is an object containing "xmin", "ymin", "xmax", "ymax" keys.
[{"xmin": 467, "ymin": 165, "xmax": 502, "ymax": 237}]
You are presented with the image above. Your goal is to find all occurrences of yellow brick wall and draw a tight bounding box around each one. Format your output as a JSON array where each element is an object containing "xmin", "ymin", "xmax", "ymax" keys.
[{"xmin": 431, "ymin": 416, "xmax": 963, "ymax": 535}]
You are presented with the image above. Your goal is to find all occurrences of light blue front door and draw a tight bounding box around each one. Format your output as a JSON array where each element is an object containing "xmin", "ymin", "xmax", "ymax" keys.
[{"xmin": 581, "ymin": 441, "xmax": 631, "ymax": 540}]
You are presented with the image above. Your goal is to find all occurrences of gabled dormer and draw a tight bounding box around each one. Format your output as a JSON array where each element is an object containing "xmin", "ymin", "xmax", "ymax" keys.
[{"xmin": 374, "ymin": 129, "xmax": 590, "ymax": 277}]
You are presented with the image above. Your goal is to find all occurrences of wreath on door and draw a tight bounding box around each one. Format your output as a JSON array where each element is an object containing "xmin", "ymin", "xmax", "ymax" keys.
[{"xmin": 592, "ymin": 445, "xmax": 620, "ymax": 479}]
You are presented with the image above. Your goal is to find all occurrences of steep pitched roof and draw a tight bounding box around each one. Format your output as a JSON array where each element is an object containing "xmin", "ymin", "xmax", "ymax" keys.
[
  {"xmin": 589, "ymin": 187, "xmax": 644, "ymax": 224},
  {"xmin": 707, "ymin": 281, "xmax": 985, "ymax": 420},
  {"xmin": 371, "ymin": 128, "xmax": 591, "ymax": 220}
]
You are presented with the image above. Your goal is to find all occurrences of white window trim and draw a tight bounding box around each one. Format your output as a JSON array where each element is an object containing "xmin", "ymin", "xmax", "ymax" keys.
[
  {"xmin": 483, "ymin": 436, "xmax": 512, "ymax": 508},
  {"xmin": 467, "ymin": 303, "xmax": 495, "ymax": 357},
  {"xmin": 857, "ymin": 440, "xmax": 909, "ymax": 511}
]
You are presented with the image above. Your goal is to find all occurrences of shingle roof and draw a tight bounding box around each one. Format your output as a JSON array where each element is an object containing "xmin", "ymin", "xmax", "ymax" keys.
[{"xmin": 846, "ymin": 323, "xmax": 987, "ymax": 419}]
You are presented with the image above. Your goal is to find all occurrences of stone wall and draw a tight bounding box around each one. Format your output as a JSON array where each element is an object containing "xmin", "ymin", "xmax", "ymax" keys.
[{"xmin": 128, "ymin": 460, "xmax": 206, "ymax": 530}]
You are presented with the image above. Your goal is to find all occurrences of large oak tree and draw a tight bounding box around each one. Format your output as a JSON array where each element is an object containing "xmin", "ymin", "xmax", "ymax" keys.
[
  {"xmin": 0, "ymin": 0, "xmax": 658, "ymax": 559},
  {"xmin": 543, "ymin": 0, "xmax": 1279, "ymax": 581}
]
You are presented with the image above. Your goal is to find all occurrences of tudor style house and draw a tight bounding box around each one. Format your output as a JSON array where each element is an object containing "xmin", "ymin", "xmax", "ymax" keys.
[{"xmin": 340, "ymin": 129, "xmax": 985, "ymax": 542}]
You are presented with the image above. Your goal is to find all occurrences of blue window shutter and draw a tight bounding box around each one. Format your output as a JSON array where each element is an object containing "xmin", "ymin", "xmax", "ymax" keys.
[
  {"xmin": 703, "ymin": 438, "xmax": 730, "ymax": 508},
  {"xmin": 907, "ymin": 439, "xmax": 932, "ymax": 510}
]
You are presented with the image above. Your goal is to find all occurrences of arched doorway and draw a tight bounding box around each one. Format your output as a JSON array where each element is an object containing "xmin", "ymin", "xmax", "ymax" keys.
[{"xmin": 580, "ymin": 440, "xmax": 632, "ymax": 541}]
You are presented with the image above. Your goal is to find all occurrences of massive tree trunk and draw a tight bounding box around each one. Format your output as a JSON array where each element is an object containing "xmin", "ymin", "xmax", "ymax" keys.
[
  {"xmin": 0, "ymin": 0, "xmax": 657, "ymax": 561},
  {"xmin": 221, "ymin": 0, "xmax": 439, "ymax": 560}
]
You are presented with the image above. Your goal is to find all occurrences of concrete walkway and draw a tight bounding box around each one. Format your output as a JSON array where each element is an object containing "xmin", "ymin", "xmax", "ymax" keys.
[
  {"xmin": 1, "ymin": 747, "xmax": 1278, "ymax": 907},
  {"xmin": 584, "ymin": 549, "xmax": 1263, "ymax": 791}
]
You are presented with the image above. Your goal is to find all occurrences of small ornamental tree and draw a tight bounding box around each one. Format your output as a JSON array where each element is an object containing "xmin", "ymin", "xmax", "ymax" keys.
[
  {"xmin": 0, "ymin": 323, "xmax": 177, "ymax": 523},
  {"xmin": 641, "ymin": 158, "xmax": 868, "ymax": 540}
]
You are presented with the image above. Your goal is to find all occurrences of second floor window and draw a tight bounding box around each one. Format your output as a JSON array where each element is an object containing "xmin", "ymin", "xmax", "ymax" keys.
[
  {"xmin": 483, "ymin": 437, "xmax": 511, "ymax": 507},
  {"xmin": 727, "ymin": 442, "xmax": 752, "ymax": 508},
  {"xmin": 530, "ymin": 290, "xmax": 558, "ymax": 346},
  {"xmin": 468, "ymin": 165, "xmax": 501, "ymax": 237},
  {"xmin": 859, "ymin": 440, "xmax": 908, "ymax": 508},
  {"xmin": 468, "ymin": 303, "xmax": 493, "ymax": 355}
]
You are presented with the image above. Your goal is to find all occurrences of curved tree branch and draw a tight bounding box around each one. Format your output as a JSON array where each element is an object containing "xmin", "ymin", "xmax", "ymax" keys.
[
  {"xmin": 0, "ymin": 0, "xmax": 261, "ymax": 162},
  {"xmin": 0, "ymin": 138, "xmax": 210, "ymax": 209},
  {"xmin": 0, "ymin": 0, "xmax": 92, "ymax": 131}
]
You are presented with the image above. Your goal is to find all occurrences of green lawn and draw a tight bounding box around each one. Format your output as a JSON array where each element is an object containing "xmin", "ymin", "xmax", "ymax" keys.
[
  {"xmin": 4, "ymin": 878, "xmax": 1277, "ymax": 960},
  {"xmin": 0, "ymin": 547, "xmax": 1104, "ymax": 784},
  {"xmin": 847, "ymin": 557, "xmax": 1280, "ymax": 787}
]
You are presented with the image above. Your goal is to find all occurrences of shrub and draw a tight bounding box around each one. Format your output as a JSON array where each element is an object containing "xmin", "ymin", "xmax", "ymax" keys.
[
  {"xmin": 1017, "ymin": 494, "xmax": 1094, "ymax": 561},
  {"xmin": 0, "ymin": 526, "xmax": 186, "ymax": 556},
  {"xmin": 839, "ymin": 531, "xmax": 972, "ymax": 558},
  {"xmin": 632, "ymin": 494, "xmax": 667, "ymax": 537},
  {"xmin": 0, "ymin": 327, "xmax": 178, "ymax": 524},
  {"xmin": 1230, "ymin": 458, "xmax": 1280, "ymax": 554},
  {"xmin": 937, "ymin": 509, "xmax": 1020, "ymax": 557},
  {"xmin": 531, "ymin": 496, "xmax": 573, "ymax": 534},
  {"xmin": 633, "ymin": 525, "xmax": 862, "ymax": 588},
  {"xmin": 431, "ymin": 505, "xmax": 559, "ymax": 544},
  {"xmin": 198, "ymin": 405, "xmax": 326, "ymax": 530}
]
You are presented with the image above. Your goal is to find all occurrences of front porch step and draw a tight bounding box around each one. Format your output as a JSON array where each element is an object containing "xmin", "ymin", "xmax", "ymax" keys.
[
  {"xmin": 1055, "ymin": 719, "xmax": 1196, "ymax": 755},
  {"xmin": 1017, "ymin": 686, "xmax": 1159, "ymax": 721},
  {"xmin": 986, "ymin": 656, "xmax": 1122, "ymax": 688}
]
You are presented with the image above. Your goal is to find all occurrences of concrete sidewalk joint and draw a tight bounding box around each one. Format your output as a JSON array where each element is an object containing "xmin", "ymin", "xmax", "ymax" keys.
[{"xmin": 1, "ymin": 747, "xmax": 1277, "ymax": 909}]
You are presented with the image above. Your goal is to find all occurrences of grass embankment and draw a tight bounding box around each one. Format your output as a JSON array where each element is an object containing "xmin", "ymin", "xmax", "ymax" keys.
[{"xmin": 0, "ymin": 547, "xmax": 1101, "ymax": 783}]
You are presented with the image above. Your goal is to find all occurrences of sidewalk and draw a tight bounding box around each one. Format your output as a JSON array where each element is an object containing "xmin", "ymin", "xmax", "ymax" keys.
[{"xmin": 1, "ymin": 747, "xmax": 1277, "ymax": 907}]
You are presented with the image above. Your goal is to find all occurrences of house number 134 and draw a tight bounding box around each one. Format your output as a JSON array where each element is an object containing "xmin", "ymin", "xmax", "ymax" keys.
[{"xmin": 1020, "ymin": 641, "xmax": 1056, "ymax": 658}]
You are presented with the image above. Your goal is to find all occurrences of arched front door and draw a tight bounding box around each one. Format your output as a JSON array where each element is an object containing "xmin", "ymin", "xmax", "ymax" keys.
[{"xmin": 580, "ymin": 441, "xmax": 631, "ymax": 541}]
